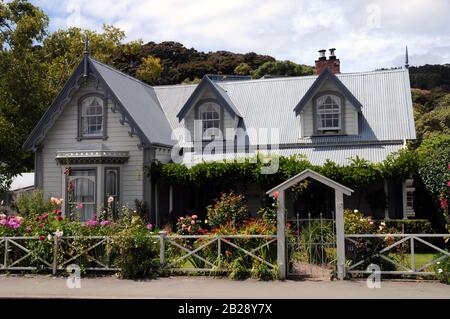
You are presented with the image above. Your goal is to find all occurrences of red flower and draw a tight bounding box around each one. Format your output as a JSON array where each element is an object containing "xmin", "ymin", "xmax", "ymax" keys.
[
  {"xmin": 39, "ymin": 235, "xmax": 45, "ymax": 241},
  {"xmin": 39, "ymin": 223, "xmax": 44, "ymax": 228},
  {"xmin": 57, "ymin": 216, "xmax": 63, "ymax": 221},
  {"xmin": 273, "ymin": 191, "xmax": 279, "ymax": 199}
]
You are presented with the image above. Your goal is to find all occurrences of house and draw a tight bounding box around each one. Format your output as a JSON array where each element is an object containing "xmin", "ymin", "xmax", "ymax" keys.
[{"xmin": 23, "ymin": 44, "xmax": 416, "ymax": 224}]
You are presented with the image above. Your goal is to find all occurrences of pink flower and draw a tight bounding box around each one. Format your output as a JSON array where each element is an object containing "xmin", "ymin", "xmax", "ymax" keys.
[
  {"xmin": 187, "ymin": 226, "xmax": 192, "ymax": 232},
  {"xmin": 146, "ymin": 223, "xmax": 153, "ymax": 231},
  {"xmin": 447, "ymin": 181, "xmax": 450, "ymax": 187},
  {"xmin": 191, "ymin": 220, "xmax": 196, "ymax": 225},
  {"xmin": 26, "ymin": 226, "xmax": 32, "ymax": 233},
  {"xmin": 179, "ymin": 217, "xmax": 184, "ymax": 221},
  {"xmin": 85, "ymin": 220, "xmax": 99, "ymax": 227},
  {"xmin": 273, "ymin": 191, "xmax": 279, "ymax": 199},
  {"xmin": 39, "ymin": 223, "xmax": 44, "ymax": 228},
  {"xmin": 100, "ymin": 220, "xmax": 110, "ymax": 226},
  {"xmin": 182, "ymin": 224, "xmax": 187, "ymax": 229},
  {"xmin": 0, "ymin": 214, "xmax": 6, "ymax": 220},
  {"xmin": 76, "ymin": 203, "xmax": 84, "ymax": 209},
  {"xmin": 191, "ymin": 215, "xmax": 198, "ymax": 219}
]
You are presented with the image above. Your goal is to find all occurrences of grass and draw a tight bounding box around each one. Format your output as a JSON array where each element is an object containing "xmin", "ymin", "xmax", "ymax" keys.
[{"xmin": 389, "ymin": 253, "xmax": 436, "ymax": 271}]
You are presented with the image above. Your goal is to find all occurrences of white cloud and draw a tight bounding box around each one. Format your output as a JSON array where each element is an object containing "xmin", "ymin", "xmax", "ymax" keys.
[{"xmin": 32, "ymin": 0, "xmax": 450, "ymax": 72}]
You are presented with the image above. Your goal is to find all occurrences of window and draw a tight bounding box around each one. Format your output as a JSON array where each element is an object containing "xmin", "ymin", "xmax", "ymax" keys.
[
  {"xmin": 67, "ymin": 169, "xmax": 96, "ymax": 221},
  {"xmin": 199, "ymin": 102, "xmax": 221, "ymax": 136},
  {"xmin": 80, "ymin": 95, "xmax": 105, "ymax": 137},
  {"xmin": 316, "ymin": 94, "xmax": 341, "ymax": 131}
]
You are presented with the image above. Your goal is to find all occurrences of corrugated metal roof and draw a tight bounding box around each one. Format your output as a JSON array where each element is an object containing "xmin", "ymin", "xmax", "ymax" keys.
[
  {"xmin": 154, "ymin": 68, "xmax": 416, "ymax": 146},
  {"xmin": 90, "ymin": 58, "xmax": 175, "ymax": 147},
  {"xmin": 182, "ymin": 144, "xmax": 405, "ymax": 166}
]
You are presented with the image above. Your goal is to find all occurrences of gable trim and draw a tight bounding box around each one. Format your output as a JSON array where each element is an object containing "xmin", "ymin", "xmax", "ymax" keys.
[
  {"xmin": 22, "ymin": 58, "xmax": 158, "ymax": 152},
  {"xmin": 22, "ymin": 61, "xmax": 86, "ymax": 152},
  {"xmin": 176, "ymin": 76, "xmax": 242, "ymax": 122},
  {"xmin": 294, "ymin": 68, "xmax": 363, "ymax": 115}
]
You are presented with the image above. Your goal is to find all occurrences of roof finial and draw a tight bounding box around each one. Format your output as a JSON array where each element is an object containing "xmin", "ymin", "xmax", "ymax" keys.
[
  {"xmin": 405, "ymin": 45, "xmax": 409, "ymax": 69},
  {"xmin": 84, "ymin": 34, "xmax": 89, "ymax": 56},
  {"xmin": 83, "ymin": 34, "xmax": 89, "ymax": 78}
]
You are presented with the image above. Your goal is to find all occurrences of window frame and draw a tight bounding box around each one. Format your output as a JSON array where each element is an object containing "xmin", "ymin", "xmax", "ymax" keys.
[
  {"xmin": 77, "ymin": 93, "xmax": 108, "ymax": 141},
  {"xmin": 196, "ymin": 99, "xmax": 223, "ymax": 141},
  {"xmin": 312, "ymin": 91, "xmax": 345, "ymax": 136}
]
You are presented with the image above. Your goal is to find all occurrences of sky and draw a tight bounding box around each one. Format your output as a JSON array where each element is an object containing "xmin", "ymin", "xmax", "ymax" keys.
[{"xmin": 32, "ymin": 0, "xmax": 450, "ymax": 72}]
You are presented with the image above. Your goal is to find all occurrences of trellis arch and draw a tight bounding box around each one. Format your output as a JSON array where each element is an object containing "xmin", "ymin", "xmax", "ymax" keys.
[{"xmin": 266, "ymin": 169, "xmax": 354, "ymax": 280}]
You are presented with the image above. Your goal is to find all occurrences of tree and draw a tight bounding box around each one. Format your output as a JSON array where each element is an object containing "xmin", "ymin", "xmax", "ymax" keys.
[
  {"xmin": 253, "ymin": 60, "xmax": 314, "ymax": 79},
  {"xmin": 234, "ymin": 62, "xmax": 252, "ymax": 75},
  {"xmin": 0, "ymin": 0, "xmax": 49, "ymax": 191},
  {"xmin": 136, "ymin": 56, "xmax": 163, "ymax": 84}
]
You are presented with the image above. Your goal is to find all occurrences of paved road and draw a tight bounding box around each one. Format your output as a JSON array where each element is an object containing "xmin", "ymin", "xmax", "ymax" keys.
[{"xmin": 0, "ymin": 275, "xmax": 448, "ymax": 299}]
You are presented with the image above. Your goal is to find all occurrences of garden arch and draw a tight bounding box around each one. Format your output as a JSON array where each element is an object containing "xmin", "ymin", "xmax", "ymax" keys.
[{"xmin": 266, "ymin": 169, "xmax": 354, "ymax": 280}]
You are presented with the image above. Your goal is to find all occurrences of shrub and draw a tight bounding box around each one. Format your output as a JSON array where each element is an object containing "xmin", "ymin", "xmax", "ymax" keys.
[
  {"xmin": 344, "ymin": 209, "xmax": 403, "ymax": 272},
  {"xmin": 433, "ymin": 256, "xmax": 450, "ymax": 284},
  {"xmin": 385, "ymin": 219, "xmax": 435, "ymax": 234},
  {"xmin": 110, "ymin": 216, "xmax": 160, "ymax": 279},
  {"xmin": 207, "ymin": 192, "xmax": 249, "ymax": 229},
  {"xmin": 15, "ymin": 190, "xmax": 57, "ymax": 217}
]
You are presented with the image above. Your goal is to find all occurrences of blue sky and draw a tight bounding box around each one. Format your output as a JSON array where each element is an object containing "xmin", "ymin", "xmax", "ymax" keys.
[{"xmin": 32, "ymin": 0, "xmax": 450, "ymax": 72}]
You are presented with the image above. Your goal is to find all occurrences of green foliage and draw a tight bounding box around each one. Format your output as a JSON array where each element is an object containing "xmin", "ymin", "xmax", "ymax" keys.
[
  {"xmin": 409, "ymin": 64, "xmax": 450, "ymax": 90},
  {"xmin": 385, "ymin": 219, "xmax": 435, "ymax": 234},
  {"xmin": 207, "ymin": 192, "xmax": 249, "ymax": 229},
  {"xmin": 253, "ymin": 60, "xmax": 314, "ymax": 79},
  {"xmin": 149, "ymin": 151, "xmax": 417, "ymax": 193},
  {"xmin": 15, "ymin": 189, "xmax": 57, "ymax": 217},
  {"xmin": 234, "ymin": 62, "xmax": 252, "ymax": 75},
  {"xmin": 113, "ymin": 41, "xmax": 276, "ymax": 85},
  {"xmin": 417, "ymin": 141, "xmax": 450, "ymax": 208},
  {"xmin": 433, "ymin": 256, "xmax": 450, "ymax": 284},
  {"xmin": 110, "ymin": 216, "xmax": 160, "ymax": 279},
  {"xmin": 257, "ymin": 202, "xmax": 277, "ymax": 227},
  {"xmin": 136, "ymin": 55, "xmax": 163, "ymax": 84}
]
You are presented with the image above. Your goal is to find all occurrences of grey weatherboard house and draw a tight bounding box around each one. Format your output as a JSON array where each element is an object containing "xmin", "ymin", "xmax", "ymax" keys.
[{"xmin": 23, "ymin": 47, "xmax": 417, "ymax": 225}]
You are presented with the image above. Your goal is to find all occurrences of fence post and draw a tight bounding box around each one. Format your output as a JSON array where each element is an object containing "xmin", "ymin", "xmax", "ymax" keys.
[
  {"xmin": 52, "ymin": 236, "xmax": 59, "ymax": 275},
  {"xmin": 335, "ymin": 190, "xmax": 346, "ymax": 280},
  {"xmin": 217, "ymin": 236, "xmax": 222, "ymax": 270},
  {"xmin": 4, "ymin": 238, "xmax": 8, "ymax": 269},
  {"xmin": 277, "ymin": 191, "xmax": 286, "ymax": 280},
  {"xmin": 410, "ymin": 237, "xmax": 415, "ymax": 272},
  {"xmin": 159, "ymin": 231, "xmax": 167, "ymax": 266}
]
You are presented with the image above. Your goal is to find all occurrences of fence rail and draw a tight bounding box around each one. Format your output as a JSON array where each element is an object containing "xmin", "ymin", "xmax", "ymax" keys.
[
  {"xmin": 0, "ymin": 233, "xmax": 277, "ymax": 275},
  {"xmin": 344, "ymin": 233, "xmax": 450, "ymax": 276}
]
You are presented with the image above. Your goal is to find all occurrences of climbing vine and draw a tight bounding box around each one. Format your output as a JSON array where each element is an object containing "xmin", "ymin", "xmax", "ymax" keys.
[{"xmin": 146, "ymin": 149, "xmax": 418, "ymax": 191}]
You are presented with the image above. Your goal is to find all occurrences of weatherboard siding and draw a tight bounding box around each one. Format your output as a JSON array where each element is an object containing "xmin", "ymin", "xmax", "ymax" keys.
[{"xmin": 40, "ymin": 79, "xmax": 144, "ymax": 207}]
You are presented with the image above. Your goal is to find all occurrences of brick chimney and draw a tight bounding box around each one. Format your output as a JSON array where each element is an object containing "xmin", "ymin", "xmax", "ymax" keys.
[{"xmin": 314, "ymin": 48, "xmax": 341, "ymax": 74}]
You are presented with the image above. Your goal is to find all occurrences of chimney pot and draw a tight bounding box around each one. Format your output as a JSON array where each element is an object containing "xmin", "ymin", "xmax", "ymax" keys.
[
  {"xmin": 318, "ymin": 49, "xmax": 326, "ymax": 61},
  {"xmin": 329, "ymin": 48, "xmax": 336, "ymax": 59}
]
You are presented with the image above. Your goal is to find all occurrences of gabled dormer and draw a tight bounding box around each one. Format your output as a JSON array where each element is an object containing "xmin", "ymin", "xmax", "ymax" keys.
[
  {"xmin": 294, "ymin": 54, "xmax": 362, "ymax": 138},
  {"xmin": 177, "ymin": 76, "xmax": 242, "ymax": 141}
]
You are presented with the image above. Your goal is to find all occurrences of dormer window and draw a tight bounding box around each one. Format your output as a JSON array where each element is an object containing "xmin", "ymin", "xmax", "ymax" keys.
[
  {"xmin": 316, "ymin": 94, "xmax": 341, "ymax": 132},
  {"xmin": 199, "ymin": 102, "xmax": 221, "ymax": 137},
  {"xmin": 78, "ymin": 94, "xmax": 107, "ymax": 140}
]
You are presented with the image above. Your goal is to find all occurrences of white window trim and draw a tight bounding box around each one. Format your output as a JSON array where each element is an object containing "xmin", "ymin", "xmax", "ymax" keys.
[
  {"xmin": 316, "ymin": 94, "xmax": 342, "ymax": 131},
  {"xmin": 199, "ymin": 102, "xmax": 221, "ymax": 140}
]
